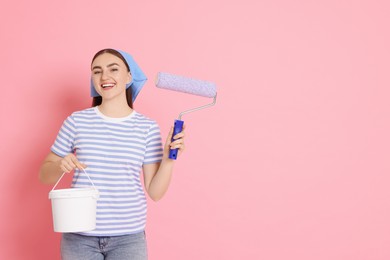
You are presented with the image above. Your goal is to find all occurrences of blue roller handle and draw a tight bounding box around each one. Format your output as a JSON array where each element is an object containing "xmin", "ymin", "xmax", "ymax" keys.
[{"xmin": 169, "ymin": 119, "xmax": 184, "ymax": 160}]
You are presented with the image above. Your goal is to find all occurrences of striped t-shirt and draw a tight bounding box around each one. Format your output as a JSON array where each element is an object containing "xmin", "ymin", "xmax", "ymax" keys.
[{"xmin": 51, "ymin": 107, "xmax": 163, "ymax": 236}]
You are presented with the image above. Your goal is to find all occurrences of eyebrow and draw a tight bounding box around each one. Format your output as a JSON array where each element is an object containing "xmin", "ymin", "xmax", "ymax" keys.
[{"xmin": 92, "ymin": 63, "xmax": 120, "ymax": 70}]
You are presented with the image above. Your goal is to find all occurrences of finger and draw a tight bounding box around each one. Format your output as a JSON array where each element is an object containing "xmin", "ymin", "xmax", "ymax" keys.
[
  {"xmin": 61, "ymin": 162, "xmax": 73, "ymax": 173},
  {"xmin": 170, "ymin": 138, "xmax": 184, "ymax": 145},
  {"xmin": 60, "ymin": 165, "xmax": 68, "ymax": 173},
  {"xmin": 64, "ymin": 154, "xmax": 77, "ymax": 168},
  {"xmin": 67, "ymin": 160, "xmax": 77, "ymax": 169},
  {"xmin": 171, "ymin": 124, "xmax": 186, "ymax": 139},
  {"xmin": 170, "ymin": 139, "xmax": 184, "ymax": 149},
  {"xmin": 63, "ymin": 155, "xmax": 80, "ymax": 172},
  {"xmin": 173, "ymin": 124, "xmax": 186, "ymax": 139},
  {"xmin": 171, "ymin": 144, "xmax": 185, "ymax": 150},
  {"xmin": 74, "ymin": 160, "xmax": 86, "ymax": 170},
  {"xmin": 69, "ymin": 156, "xmax": 84, "ymax": 170},
  {"xmin": 173, "ymin": 131, "xmax": 185, "ymax": 140},
  {"xmin": 171, "ymin": 142, "xmax": 185, "ymax": 151}
]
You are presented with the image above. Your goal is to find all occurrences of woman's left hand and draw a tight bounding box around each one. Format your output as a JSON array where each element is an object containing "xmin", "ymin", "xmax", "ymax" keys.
[{"xmin": 164, "ymin": 125, "xmax": 186, "ymax": 159}]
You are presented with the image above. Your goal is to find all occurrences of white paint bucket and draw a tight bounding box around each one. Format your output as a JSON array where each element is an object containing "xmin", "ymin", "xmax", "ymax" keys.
[{"xmin": 49, "ymin": 168, "xmax": 99, "ymax": 233}]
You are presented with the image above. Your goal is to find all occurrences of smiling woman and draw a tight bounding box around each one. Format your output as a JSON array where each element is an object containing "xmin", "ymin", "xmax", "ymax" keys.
[
  {"xmin": 91, "ymin": 49, "xmax": 133, "ymax": 108},
  {"xmin": 39, "ymin": 48, "xmax": 186, "ymax": 260}
]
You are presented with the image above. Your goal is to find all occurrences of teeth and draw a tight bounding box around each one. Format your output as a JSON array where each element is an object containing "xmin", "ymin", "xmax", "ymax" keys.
[{"xmin": 102, "ymin": 83, "xmax": 115, "ymax": 88}]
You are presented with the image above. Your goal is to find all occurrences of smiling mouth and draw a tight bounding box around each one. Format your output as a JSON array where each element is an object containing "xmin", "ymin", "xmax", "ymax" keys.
[{"xmin": 101, "ymin": 83, "xmax": 115, "ymax": 89}]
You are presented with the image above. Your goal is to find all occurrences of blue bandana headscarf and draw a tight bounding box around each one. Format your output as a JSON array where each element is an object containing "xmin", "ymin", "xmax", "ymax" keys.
[{"xmin": 90, "ymin": 49, "xmax": 147, "ymax": 103}]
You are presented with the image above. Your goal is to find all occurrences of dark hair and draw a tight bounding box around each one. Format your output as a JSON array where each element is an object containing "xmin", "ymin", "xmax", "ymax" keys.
[{"xmin": 91, "ymin": 49, "xmax": 133, "ymax": 108}]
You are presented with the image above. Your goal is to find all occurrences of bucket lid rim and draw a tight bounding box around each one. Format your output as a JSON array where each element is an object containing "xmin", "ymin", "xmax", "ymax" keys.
[
  {"xmin": 50, "ymin": 187, "xmax": 97, "ymax": 192},
  {"xmin": 49, "ymin": 187, "xmax": 99, "ymax": 199}
]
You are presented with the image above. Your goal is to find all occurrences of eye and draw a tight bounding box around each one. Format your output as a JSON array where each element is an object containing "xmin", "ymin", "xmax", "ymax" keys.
[
  {"xmin": 93, "ymin": 70, "xmax": 101, "ymax": 75},
  {"xmin": 111, "ymin": 68, "xmax": 119, "ymax": 72}
]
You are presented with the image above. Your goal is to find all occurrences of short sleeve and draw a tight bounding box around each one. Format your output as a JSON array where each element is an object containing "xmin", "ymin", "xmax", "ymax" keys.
[
  {"xmin": 51, "ymin": 115, "xmax": 77, "ymax": 157},
  {"xmin": 143, "ymin": 121, "xmax": 163, "ymax": 165}
]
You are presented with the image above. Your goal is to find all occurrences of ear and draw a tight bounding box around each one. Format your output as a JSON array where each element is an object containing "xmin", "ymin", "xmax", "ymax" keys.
[{"xmin": 127, "ymin": 72, "xmax": 132, "ymax": 84}]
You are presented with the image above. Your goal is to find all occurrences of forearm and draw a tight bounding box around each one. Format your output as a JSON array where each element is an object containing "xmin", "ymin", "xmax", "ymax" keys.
[
  {"xmin": 146, "ymin": 159, "xmax": 175, "ymax": 201},
  {"xmin": 39, "ymin": 160, "xmax": 63, "ymax": 184},
  {"xmin": 145, "ymin": 125, "xmax": 185, "ymax": 201}
]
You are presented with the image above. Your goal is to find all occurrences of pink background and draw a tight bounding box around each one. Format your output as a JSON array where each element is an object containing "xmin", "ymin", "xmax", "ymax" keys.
[{"xmin": 1, "ymin": 0, "xmax": 390, "ymax": 259}]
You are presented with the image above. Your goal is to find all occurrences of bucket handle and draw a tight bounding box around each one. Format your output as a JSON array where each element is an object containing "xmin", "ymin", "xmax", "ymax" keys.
[{"xmin": 51, "ymin": 167, "xmax": 97, "ymax": 192}]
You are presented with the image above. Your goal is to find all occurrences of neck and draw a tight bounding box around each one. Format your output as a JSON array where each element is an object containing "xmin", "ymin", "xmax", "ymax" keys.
[{"xmin": 98, "ymin": 97, "xmax": 133, "ymax": 118}]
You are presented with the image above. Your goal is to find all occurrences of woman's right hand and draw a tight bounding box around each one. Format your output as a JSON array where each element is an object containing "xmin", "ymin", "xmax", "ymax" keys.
[{"xmin": 60, "ymin": 154, "xmax": 87, "ymax": 173}]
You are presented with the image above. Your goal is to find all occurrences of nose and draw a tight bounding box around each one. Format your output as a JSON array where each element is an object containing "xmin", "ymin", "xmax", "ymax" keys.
[{"xmin": 100, "ymin": 69, "xmax": 110, "ymax": 80}]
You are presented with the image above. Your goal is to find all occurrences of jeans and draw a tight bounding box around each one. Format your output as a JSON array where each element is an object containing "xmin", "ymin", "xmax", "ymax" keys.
[{"xmin": 61, "ymin": 232, "xmax": 148, "ymax": 260}]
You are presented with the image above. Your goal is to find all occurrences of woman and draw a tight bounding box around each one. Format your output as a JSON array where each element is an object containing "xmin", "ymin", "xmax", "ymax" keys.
[{"xmin": 39, "ymin": 48, "xmax": 185, "ymax": 259}]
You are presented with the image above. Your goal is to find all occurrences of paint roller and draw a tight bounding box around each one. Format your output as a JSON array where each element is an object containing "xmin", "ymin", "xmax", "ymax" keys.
[{"xmin": 155, "ymin": 72, "xmax": 217, "ymax": 160}]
